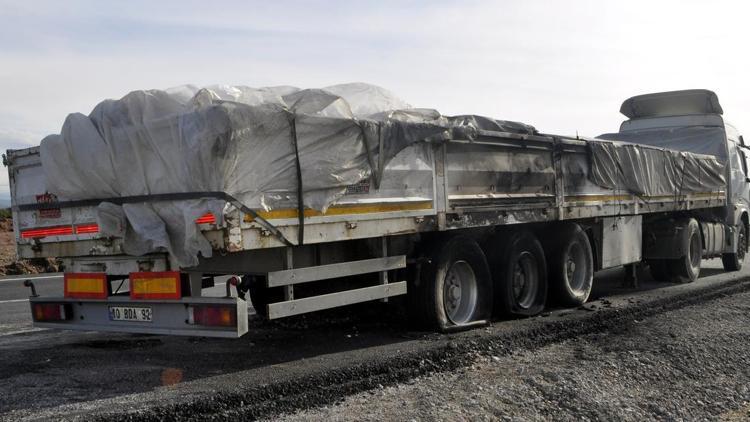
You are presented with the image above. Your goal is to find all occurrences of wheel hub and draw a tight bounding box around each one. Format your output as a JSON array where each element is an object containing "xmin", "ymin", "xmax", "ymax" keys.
[
  {"xmin": 449, "ymin": 285, "xmax": 461, "ymax": 301},
  {"xmin": 567, "ymin": 259, "xmax": 576, "ymax": 278},
  {"xmin": 513, "ymin": 252, "xmax": 539, "ymax": 310}
]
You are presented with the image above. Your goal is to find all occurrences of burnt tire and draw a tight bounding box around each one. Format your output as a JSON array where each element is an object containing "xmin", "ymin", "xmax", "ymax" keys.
[
  {"xmin": 243, "ymin": 275, "xmax": 283, "ymax": 319},
  {"xmin": 547, "ymin": 224, "xmax": 593, "ymax": 307},
  {"xmin": 667, "ymin": 218, "xmax": 701, "ymax": 283},
  {"xmin": 491, "ymin": 230, "xmax": 547, "ymax": 317},
  {"xmin": 409, "ymin": 235, "xmax": 493, "ymax": 331},
  {"xmin": 722, "ymin": 222, "xmax": 747, "ymax": 272}
]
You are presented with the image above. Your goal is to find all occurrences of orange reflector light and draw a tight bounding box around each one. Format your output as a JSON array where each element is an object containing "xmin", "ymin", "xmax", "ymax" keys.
[
  {"xmin": 64, "ymin": 273, "xmax": 108, "ymax": 299},
  {"xmin": 195, "ymin": 213, "xmax": 216, "ymax": 224},
  {"xmin": 75, "ymin": 223, "xmax": 100, "ymax": 234},
  {"xmin": 188, "ymin": 305, "xmax": 236, "ymax": 327},
  {"xmin": 21, "ymin": 225, "xmax": 74, "ymax": 238},
  {"xmin": 32, "ymin": 303, "xmax": 72, "ymax": 321},
  {"xmin": 130, "ymin": 271, "xmax": 182, "ymax": 300}
]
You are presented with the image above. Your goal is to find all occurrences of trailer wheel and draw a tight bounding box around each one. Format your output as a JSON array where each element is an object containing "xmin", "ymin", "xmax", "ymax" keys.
[
  {"xmin": 411, "ymin": 235, "xmax": 493, "ymax": 331},
  {"xmin": 668, "ymin": 218, "xmax": 702, "ymax": 283},
  {"xmin": 722, "ymin": 222, "xmax": 747, "ymax": 271},
  {"xmin": 491, "ymin": 230, "xmax": 547, "ymax": 316},
  {"xmin": 547, "ymin": 224, "xmax": 593, "ymax": 307}
]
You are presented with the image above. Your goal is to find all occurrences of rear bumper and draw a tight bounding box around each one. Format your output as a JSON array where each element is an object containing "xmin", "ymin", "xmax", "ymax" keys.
[{"xmin": 29, "ymin": 296, "xmax": 248, "ymax": 338}]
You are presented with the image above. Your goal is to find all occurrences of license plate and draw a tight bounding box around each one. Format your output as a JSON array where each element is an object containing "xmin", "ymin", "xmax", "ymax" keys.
[{"xmin": 109, "ymin": 306, "xmax": 153, "ymax": 322}]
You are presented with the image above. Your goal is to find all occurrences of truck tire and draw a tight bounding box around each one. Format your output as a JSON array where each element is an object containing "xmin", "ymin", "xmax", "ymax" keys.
[
  {"xmin": 668, "ymin": 218, "xmax": 701, "ymax": 283},
  {"xmin": 491, "ymin": 230, "xmax": 547, "ymax": 317},
  {"xmin": 410, "ymin": 235, "xmax": 493, "ymax": 331},
  {"xmin": 547, "ymin": 224, "xmax": 593, "ymax": 307},
  {"xmin": 722, "ymin": 222, "xmax": 747, "ymax": 271}
]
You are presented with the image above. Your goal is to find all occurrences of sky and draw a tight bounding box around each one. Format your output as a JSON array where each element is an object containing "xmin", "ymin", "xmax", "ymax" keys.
[{"xmin": 0, "ymin": 0, "xmax": 749, "ymax": 197}]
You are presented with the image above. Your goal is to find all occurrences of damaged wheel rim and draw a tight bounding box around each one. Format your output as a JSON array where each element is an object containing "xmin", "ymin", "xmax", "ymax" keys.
[
  {"xmin": 566, "ymin": 242, "xmax": 588, "ymax": 294},
  {"xmin": 443, "ymin": 260, "xmax": 478, "ymax": 325}
]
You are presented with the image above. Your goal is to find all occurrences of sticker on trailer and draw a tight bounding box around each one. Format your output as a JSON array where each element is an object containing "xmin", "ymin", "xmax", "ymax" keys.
[{"xmin": 36, "ymin": 192, "xmax": 61, "ymax": 219}]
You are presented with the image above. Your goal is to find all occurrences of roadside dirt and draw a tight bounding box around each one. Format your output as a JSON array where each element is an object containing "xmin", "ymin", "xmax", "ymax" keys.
[
  {"xmin": 76, "ymin": 271, "xmax": 748, "ymax": 421},
  {"xmin": 0, "ymin": 217, "xmax": 59, "ymax": 275},
  {"xmin": 285, "ymin": 286, "xmax": 750, "ymax": 421},
  {"xmin": 2, "ymin": 263, "xmax": 748, "ymax": 421}
]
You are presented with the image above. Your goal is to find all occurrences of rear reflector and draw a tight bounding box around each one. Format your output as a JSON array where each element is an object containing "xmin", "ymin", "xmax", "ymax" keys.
[
  {"xmin": 195, "ymin": 213, "xmax": 216, "ymax": 224},
  {"xmin": 75, "ymin": 223, "xmax": 99, "ymax": 234},
  {"xmin": 130, "ymin": 271, "xmax": 182, "ymax": 300},
  {"xmin": 64, "ymin": 273, "xmax": 108, "ymax": 299},
  {"xmin": 188, "ymin": 305, "xmax": 237, "ymax": 327},
  {"xmin": 32, "ymin": 303, "xmax": 72, "ymax": 321},
  {"xmin": 21, "ymin": 225, "xmax": 74, "ymax": 239},
  {"xmin": 21, "ymin": 223, "xmax": 100, "ymax": 238}
]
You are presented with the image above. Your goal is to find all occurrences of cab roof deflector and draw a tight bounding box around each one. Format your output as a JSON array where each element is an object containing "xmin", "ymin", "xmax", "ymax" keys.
[{"xmin": 620, "ymin": 89, "xmax": 723, "ymax": 119}]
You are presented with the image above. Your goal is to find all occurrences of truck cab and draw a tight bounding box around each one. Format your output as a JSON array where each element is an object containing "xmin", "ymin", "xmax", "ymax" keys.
[{"xmin": 599, "ymin": 89, "xmax": 750, "ymax": 269}]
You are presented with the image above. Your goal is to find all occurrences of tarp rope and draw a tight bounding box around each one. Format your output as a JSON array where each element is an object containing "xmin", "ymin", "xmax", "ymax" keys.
[{"xmin": 288, "ymin": 113, "xmax": 305, "ymax": 245}]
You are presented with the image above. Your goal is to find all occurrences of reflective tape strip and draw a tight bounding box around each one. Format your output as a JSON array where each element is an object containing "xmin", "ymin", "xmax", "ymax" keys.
[
  {"xmin": 244, "ymin": 201, "xmax": 433, "ymax": 222},
  {"xmin": 131, "ymin": 278, "xmax": 179, "ymax": 295}
]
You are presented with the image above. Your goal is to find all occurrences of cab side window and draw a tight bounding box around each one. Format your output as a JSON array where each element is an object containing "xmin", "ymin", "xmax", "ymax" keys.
[
  {"xmin": 738, "ymin": 136, "xmax": 750, "ymax": 178},
  {"xmin": 729, "ymin": 141, "xmax": 744, "ymax": 172}
]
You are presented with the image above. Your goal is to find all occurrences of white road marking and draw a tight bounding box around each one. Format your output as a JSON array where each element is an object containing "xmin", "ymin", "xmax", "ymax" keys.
[
  {"xmin": 0, "ymin": 328, "xmax": 46, "ymax": 337},
  {"xmin": 0, "ymin": 274, "xmax": 63, "ymax": 282},
  {"xmin": 0, "ymin": 298, "xmax": 30, "ymax": 304}
]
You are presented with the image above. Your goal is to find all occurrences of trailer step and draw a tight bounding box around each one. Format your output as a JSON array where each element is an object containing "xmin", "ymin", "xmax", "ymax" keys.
[
  {"xmin": 266, "ymin": 256, "xmax": 406, "ymax": 287},
  {"xmin": 266, "ymin": 281, "xmax": 407, "ymax": 319}
]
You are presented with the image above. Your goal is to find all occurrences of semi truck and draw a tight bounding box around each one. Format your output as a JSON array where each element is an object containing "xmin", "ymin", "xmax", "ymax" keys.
[{"xmin": 6, "ymin": 88, "xmax": 747, "ymax": 338}]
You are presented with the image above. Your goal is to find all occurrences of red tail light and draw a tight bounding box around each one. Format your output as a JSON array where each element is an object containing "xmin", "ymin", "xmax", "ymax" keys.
[
  {"xmin": 195, "ymin": 213, "xmax": 216, "ymax": 224},
  {"xmin": 21, "ymin": 223, "xmax": 100, "ymax": 238},
  {"xmin": 32, "ymin": 303, "xmax": 72, "ymax": 321},
  {"xmin": 188, "ymin": 305, "xmax": 236, "ymax": 327},
  {"xmin": 21, "ymin": 226, "xmax": 74, "ymax": 238},
  {"xmin": 23, "ymin": 215, "xmax": 208, "ymax": 240}
]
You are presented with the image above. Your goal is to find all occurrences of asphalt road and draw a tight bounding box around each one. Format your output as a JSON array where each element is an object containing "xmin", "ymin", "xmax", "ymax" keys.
[
  {"xmin": 1, "ymin": 260, "xmax": 749, "ymax": 421},
  {"xmin": 0, "ymin": 274, "xmax": 65, "ymax": 336}
]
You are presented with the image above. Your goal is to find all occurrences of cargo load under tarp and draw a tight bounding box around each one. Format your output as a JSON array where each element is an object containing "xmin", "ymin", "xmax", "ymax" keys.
[
  {"xmin": 586, "ymin": 139, "xmax": 726, "ymax": 197},
  {"xmin": 39, "ymin": 83, "xmax": 536, "ymax": 266}
]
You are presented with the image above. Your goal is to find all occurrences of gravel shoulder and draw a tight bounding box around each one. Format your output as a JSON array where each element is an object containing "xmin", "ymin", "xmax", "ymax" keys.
[{"xmin": 285, "ymin": 286, "xmax": 750, "ymax": 421}]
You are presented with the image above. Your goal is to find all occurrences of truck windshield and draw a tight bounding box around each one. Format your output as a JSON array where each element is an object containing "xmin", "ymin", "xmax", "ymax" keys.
[{"xmin": 597, "ymin": 126, "xmax": 727, "ymax": 162}]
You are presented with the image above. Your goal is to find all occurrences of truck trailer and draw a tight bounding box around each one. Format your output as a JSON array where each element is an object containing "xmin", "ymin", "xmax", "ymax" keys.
[{"xmin": 6, "ymin": 86, "xmax": 747, "ymax": 337}]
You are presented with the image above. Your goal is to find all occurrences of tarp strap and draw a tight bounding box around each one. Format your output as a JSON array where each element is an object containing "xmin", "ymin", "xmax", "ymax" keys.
[
  {"xmin": 288, "ymin": 113, "xmax": 304, "ymax": 245},
  {"xmin": 14, "ymin": 191, "xmax": 295, "ymax": 247}
]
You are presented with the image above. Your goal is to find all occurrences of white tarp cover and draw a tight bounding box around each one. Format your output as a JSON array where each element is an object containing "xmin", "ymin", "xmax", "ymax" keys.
[{"xmin": 40, "ymin": 83, "xmax": 536, "ymax": 267}]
